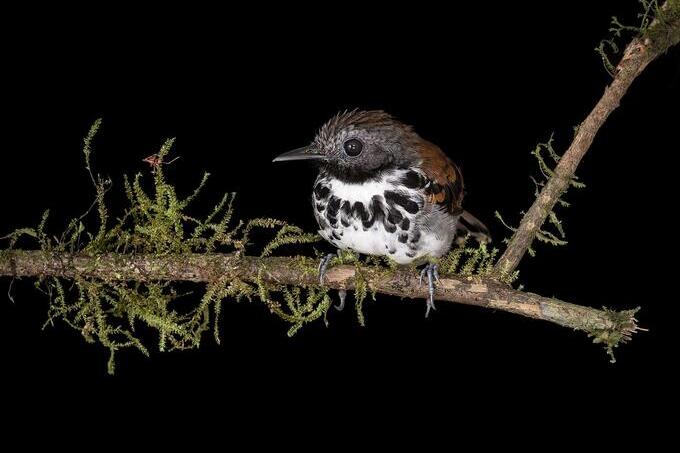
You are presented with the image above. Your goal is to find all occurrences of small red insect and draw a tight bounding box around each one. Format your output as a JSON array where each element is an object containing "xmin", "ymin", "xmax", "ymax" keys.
[{"xmin": 142, "ymin": 154, "xmax": 180, "ymax": 168}]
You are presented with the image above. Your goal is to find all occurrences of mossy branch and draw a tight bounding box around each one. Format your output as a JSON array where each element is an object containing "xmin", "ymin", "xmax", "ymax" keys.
[
  {"xmin": 0, "ymin": 250, "xmax": 641, "ymax": 363},
  {"xmin": 2, "ymin": 1, "xmax": 674, "ymax": 374},
  {"xmin": 494, "ymin": 0, "xmax": 680, "ymax": 276}
]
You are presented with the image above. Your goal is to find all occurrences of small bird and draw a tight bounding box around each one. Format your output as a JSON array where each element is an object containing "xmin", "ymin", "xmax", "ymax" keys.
[{"xmin": 273, "ymin": 110, "xmax": 490, "ymax": 316}]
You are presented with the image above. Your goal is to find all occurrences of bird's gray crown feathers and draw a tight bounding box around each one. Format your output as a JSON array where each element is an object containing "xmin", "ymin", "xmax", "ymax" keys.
[{"xmin": 312, "ymin": 110, "xmax": 420, "ymax": 182}]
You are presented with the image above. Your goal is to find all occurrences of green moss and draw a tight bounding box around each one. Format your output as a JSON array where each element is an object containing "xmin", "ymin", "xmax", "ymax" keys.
[
  {"xmin": 255, "ymin": 266, "xmax": 330, "ymax": 336},
  {"xmin": 437, "ymin": 238, "xmax": 516, "ymax": 283},
  {"xmin": 585, "ymin": 307, "xmax": 641, "ymax": 363},
  {"xmin": 596, "ymin": 0, "xmax": 680, "ymax": 76},
  {"xmin": 494, "ymin": 132, "xmax": 586, "ymax": 267},
  {"xmin": 352, "ymin": 265, "xmax": 371, "ymax": 327},
  {"xmin": 260, "ymin": 224, "xmax": 320, "ymax": 257},
  {"xmin": 1, "ymin": 120, "xmax": 326, "ymax": 374},
  {"xmin": 645, "ymin": 0, "xmax": 680, "ymax": 51}
]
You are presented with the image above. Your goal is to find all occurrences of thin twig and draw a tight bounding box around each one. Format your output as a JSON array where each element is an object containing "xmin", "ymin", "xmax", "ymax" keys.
[{"xmin": 494, "ymin": 2, "xmax": 679, "ymax": 276}]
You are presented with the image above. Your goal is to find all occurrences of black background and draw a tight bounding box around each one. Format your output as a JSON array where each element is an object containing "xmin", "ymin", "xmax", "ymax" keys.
[{"xmin": 0, "ymin": 0, "xmax": 678, "ymax": 432}]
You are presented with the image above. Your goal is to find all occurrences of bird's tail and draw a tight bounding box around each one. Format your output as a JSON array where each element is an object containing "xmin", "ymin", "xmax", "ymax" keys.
[{"xmin": 455, "ymin": 210, "xmax": 492, "ymax": 246}]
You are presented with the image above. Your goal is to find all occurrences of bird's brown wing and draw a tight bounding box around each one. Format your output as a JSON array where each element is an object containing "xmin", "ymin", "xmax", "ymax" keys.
[{"xmin": 416, "ymin": 140, "xmax": 465, "ymax": 216}]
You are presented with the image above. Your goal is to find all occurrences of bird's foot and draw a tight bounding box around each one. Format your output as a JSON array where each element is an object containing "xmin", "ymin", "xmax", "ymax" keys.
[
  {"xmin": 318, "ymin": 253, "xmax": 336, "ymax": 285},
  {"xmin": 336, "ymin": 289, "xmax": 347, "ymax": 311},
  {"xmin": 323, "ymin": 289, "xmax": 347, "ymax": 327},
  {"xmin": 320, "ymin": 252, "xmax": 346, "ymax": 327},
  {"xmin": 419, "ymin": 263, "xmax": 440, "ymax": 318}
]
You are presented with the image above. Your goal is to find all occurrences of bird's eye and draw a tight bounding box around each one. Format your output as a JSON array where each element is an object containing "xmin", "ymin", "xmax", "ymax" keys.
[{"xmin": 343, "ymin": 139, "xmax": 363, "ymax": 157}]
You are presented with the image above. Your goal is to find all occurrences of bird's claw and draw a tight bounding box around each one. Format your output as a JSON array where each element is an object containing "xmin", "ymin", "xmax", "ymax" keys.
[
  {"xmin": 419, "ymin": 263, "xmax": 439, "ymax": 317},
  {"xmin": 324, "ymin": 288, "xmax": 347, "ymax": 327},
  {"xmin": 336, "ymin": 289, "xmax": 347, "ymax": 311}
]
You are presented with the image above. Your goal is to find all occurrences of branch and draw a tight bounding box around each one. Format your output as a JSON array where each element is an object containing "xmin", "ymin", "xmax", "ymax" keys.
[
  {"xmin": 1, "ymin": 4, "xmax": 676, "ymax": 373},
  {"xmin": 0, "ymin": 250, "xmax": 640, "ymax": 355},
  {"xmin": 494, "ymin": 1, "xmax": 680, "ymax": 276}
]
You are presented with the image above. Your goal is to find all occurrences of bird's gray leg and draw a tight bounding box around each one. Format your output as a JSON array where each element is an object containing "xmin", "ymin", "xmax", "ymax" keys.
[
  {"xmin": 320, "ymin": 251, "xmax": 347, "ymax": 326},
  {"xmin": 318, "ymin": 253, "xmax": 336, "ymax": 285},
  {"xmin": 419, "ymin": 263, "xmax": 440, "ymax": 317},
  {"xmin": 333, "ymin": 249, "xmax": 347, "ymax": 310}
]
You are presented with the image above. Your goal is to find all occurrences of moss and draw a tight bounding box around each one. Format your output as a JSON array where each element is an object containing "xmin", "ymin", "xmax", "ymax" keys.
[
  {"xmin": 352, "ymin": 263, "xmax": 370, "ymax": 327},
  {"xmin": 645, "ymin": 0, "xmax": 680, "ymax": 51},
  {"xmin": 255, "ymin": 266, "xmax": 330, "ymax": 336},
  {"xmin": 495, "ymin": 132, "xmax": 586, "ymax": 267},
  {"xmin": 260, "ymin": 224, "xmax": 320, "ymax": 257},
  {"xmin": 1, "ymin": 120, "xmax": 324, "ymax": 374},
  {"xmin": 436, "ymin": 238, "xmax": 516, "ymax": 283},
  {"xmin": 597, "ymin": 0, "xmax": 680, "ymax": 76},
  {"xmin": 585, "ymin": 307, "xmax": 641, "ymax": 363}
]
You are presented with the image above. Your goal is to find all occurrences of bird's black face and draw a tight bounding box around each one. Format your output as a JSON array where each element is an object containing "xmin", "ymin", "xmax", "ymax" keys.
[{"xmin": 273, "ymin": 110, "xmax": 420, "ymax": 183}]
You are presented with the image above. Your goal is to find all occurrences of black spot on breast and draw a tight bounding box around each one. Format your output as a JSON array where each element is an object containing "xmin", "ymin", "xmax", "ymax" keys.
[
  {"xmin": 398, "ymin": 233, "xmax": 408, "ymax": 243},
  {"xmin": 314, "ymin": 183, "xmax": 330, "ymax": 200},
  {"xmin": 363, "ymin": 195, "xmax": 384, "ymax": 229},
  {"xmin": 410, "ymin": 229, "xmax": 421, "ymax": 244},
  {"xmin": 387, "ymin": 208, "xmax": 403, "ymax": 225},
  {"xmin": 352, "ymin": 202, "xmax": 369, "ymax": 222},
  {"xmin": 340, "ymin": 201, "xmax": 352, "ymax": 227},
  {"xmin": 384, "ymin": 222, "xmax": 397, "ymax": 233},
  {"xmin": 400, "ymin": 218, "xmax": 410, "ymax": 230},
  {"xmin": 370, "ymin": 196, "xmax": 384, "ymax": 217},
  {"xmin": 326, "ymin": 196, "xmax": 342, "ymax": 226},
  {"xmin": 400, "ymin": 170, "xmax": 424, "ymax": 189},
  {"xmin": 327, "ymin": 196, "xmax": 341, "ymax": 216},
  {"xmin": 388, "ymin": 247, "xmax": 397, "ymax": 254},
  {"xmin": 316, "ymin": 203, "xmax": 325, "ymax": 212},
  {"xmin": 406, "ymin": 251, "xmax": 416, "ymax": 258},
  {"xmin": 384, "ymin": 191, "xmax": 420, "ymax": 214}
]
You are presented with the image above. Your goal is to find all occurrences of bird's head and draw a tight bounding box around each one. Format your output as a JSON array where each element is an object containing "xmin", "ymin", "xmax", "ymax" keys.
[{"xmin": 273, "ymin": 110, "xmax": 421, "ymax": 182}]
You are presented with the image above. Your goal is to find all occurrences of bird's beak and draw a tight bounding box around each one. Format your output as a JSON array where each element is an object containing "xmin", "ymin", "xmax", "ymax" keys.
[{"xmin": 272, "ymin": 146, "xmax": 325, "ymax": 163}]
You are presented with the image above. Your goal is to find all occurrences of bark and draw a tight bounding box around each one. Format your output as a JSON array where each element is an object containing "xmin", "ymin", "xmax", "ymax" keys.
[{"xmin": 0, "ymin": 250, "xmax": 639, "ymax": 339}]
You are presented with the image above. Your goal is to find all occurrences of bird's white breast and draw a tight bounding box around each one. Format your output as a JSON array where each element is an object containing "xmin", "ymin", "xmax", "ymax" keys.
[{"xmin": 312, "ymin": 169, "xmax": 457, "ymax": 264}]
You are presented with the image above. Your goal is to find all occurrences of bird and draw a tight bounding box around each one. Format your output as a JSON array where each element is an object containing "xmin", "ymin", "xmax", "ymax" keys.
[{"xmin": 273, "ymin": 110, "xmax": 490, "ymax": 317}]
